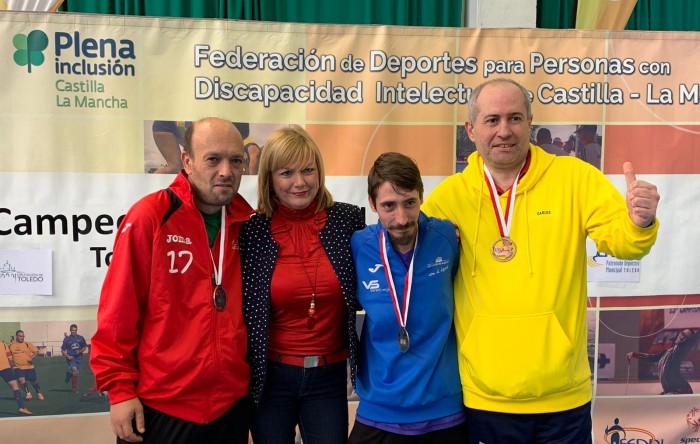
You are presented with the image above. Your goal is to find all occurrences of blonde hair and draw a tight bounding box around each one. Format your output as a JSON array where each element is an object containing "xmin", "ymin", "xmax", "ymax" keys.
[{"xmin": 256, "ymin": 125, "xmax": 333, "ymax": 217}]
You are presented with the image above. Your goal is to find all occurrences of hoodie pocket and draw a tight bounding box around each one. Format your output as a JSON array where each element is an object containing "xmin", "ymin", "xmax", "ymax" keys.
[{"xmin": 463, "ymin": 313, "xmax": 574, "ymax": 400}]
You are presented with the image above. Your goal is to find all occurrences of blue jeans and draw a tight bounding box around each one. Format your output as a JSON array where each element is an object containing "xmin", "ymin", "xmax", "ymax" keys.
[{"xmin": 251, "ymin": 360, "xmax": 349, "ymax": 444}]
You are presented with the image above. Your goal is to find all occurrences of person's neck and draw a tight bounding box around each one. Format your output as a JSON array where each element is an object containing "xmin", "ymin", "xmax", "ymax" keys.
[
  {"xmin": 277, "ymin": 202, "xmax": 317, "ymax": 221},
  {"xmin": 391, "ymin": 237, "xmax": 416, "ymax": 254},
  {"xmin": 487, "ymin": 166, "xmax": 521, "ymax": 191},
  {"xmin": 195, "ymin": 200, "xmax": 223, "ymax": 215}
]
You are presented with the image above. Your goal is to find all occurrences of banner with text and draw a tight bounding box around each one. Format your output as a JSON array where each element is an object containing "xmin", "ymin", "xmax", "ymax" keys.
[{"xmin": 1, "ymin": 13, "xmax": 698, "ymax": 439}]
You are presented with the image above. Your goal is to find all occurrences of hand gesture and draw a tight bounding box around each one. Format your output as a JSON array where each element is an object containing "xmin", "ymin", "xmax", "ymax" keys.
[
  {"xmin": 624, "ymin": 162, "xmax": 659, "ymax": 228},
  {"xmin": 110, "ymin": 397, "xmax": 146, "ymax": 442}
]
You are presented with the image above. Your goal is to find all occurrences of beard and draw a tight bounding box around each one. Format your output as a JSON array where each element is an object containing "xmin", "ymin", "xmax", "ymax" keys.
[
  {"xmin": 388, "ymin": 222, "xmax": 418, "ymax": 250},
  {"xmin": 198, "ymin": 185, "xmax": 236, "ymax": 209}
]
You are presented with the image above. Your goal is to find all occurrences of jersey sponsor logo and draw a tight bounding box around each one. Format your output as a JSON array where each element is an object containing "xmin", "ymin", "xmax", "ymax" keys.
[
  {"xmin": 368, "ymin": 264, "xmax": 383, "ymax": 273},
  {"xmin": 166, "ymin": 234, "xmax": 192, "ymax": 245},
  {"xmin": 427, "ymin": 256, "xmax": 448, "ymax": 267},
  {"xmin": 362, "ymin": 280, "xmax": 380, "ymax": 290},
  {"xmin": 427, "ymin": 256, "xmax": 450, "ymax": 277}
]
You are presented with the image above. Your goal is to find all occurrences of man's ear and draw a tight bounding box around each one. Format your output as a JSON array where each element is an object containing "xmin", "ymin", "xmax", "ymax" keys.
[
  {"xmin": 465, "ymin": 121, "xmax": 475, "ymax": 142},
  {"xmin": 181, "ymin": 151, "xmax": 192, "ymax": 174}
]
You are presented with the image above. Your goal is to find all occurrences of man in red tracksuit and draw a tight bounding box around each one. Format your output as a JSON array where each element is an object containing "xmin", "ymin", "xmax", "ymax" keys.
[{"xmin": 91, "ymin": 117, "xmax": 254, "ymax": 443}]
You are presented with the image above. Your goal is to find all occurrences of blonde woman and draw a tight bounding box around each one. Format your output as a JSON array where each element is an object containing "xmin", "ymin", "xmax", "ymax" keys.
[{"xmin": 240, "ymin": 125, "xmax": 364, "ymax": 444}]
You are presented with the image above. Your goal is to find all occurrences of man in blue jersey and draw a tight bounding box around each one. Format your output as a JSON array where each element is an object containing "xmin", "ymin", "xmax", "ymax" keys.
[
  {"xmin": 349, "ymin": 152, "xmax": 466, "ymax": 443},
  {"xmin": 61, "ymin": 324, "xmax": 88, "ymax": 393}
]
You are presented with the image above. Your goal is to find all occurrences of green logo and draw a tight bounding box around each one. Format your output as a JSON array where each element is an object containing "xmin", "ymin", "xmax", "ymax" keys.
[{"xmin": 13, "ymin": 30, "xmax": 49, "ymax": 73}]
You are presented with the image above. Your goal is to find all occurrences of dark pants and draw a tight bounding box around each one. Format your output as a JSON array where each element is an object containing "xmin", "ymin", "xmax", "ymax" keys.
[
  {"xmin": 116, "ymin": 395, "xmax": 251, "ymax": 444},
  {"xmin": 466, "ymin": 401, "xmax": 592, "ymax": 444},
  {"xmin": 251, "ymin": 360, "xmax": 349, "ymax": 444},
  {"xmin": 348, "ymin": 419, "xmax": 468, "ymax": 444}
]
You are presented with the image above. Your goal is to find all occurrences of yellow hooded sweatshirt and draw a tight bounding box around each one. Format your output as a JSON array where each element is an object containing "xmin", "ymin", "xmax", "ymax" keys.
[{"xmin": 422, "ymin": 145, "xmax": 658, "ymax": 414}]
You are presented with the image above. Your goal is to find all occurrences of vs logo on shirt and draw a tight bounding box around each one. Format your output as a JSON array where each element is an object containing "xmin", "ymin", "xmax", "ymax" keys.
[{"xmin": 362, "ymin": 280, "xmax": 380, "ymax": 290}]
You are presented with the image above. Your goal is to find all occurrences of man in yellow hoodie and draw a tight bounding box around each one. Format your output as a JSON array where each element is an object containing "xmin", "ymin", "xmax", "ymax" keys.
[{"xmin": 422, "ymin": 78, "xmax": 660, "ymax": 443}]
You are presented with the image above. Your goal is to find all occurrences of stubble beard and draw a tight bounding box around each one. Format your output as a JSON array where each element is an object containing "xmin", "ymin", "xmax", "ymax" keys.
[
  {"xmin": 389, "ymin": 223, "xmax": 417, "ymax": 251},
  {"xmin": 203, "ymin": 185, "xmax": 236, "ymax": 209}
]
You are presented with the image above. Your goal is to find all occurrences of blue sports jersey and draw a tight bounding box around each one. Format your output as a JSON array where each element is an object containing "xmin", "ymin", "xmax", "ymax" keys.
[
  {"xmin": 62, "ymin": 334, "xmax": 87, "ymax": 357},
  {"xmin": 351, "ymin": 212, "xmax": 463, "ymax": 424}
]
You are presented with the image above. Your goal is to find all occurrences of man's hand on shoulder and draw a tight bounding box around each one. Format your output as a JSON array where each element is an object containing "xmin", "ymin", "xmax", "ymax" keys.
[
  {"xmin": 452, "ymin": 221, "xmax": 461, "ymax": 242},
  {"xmin": 110, "ymin": 397, "xmax": 146, "ymax": 443}
]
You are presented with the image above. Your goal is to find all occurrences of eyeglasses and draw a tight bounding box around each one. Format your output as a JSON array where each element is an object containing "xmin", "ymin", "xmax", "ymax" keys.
[{"xmin": 213, "ymin": 285, "xmax": 227, "ymax": 312}]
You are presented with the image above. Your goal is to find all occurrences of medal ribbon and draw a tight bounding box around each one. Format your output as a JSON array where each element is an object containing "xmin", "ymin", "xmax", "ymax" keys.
[
  {"xmin": 209, "ymin": 206, "xmax": 226, "ymax": 287},
  {"xmin": 379, "ymin": 230, "xmax": 417, "ymax": 330},
  {"xmin": 483, "ymin": 163, "xmax": 526, "ymax": 238}
]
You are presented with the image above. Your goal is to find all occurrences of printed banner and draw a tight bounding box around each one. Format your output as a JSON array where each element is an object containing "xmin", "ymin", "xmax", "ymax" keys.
[
  {"xmin": 0, "ymin": 249, "xmax": 52, "ymax": 295},
  {"xmin": 1, "ymin": 12, "xmax": 698, "ymax": 440},
  {"xmin": 587, "ymin": 238, "xmax": 641, "ymax": 283}
]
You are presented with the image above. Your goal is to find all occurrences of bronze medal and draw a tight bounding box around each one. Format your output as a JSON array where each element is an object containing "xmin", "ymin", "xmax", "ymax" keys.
[
  {"xmin": 491, "ymin": 237, "xmax": 517, "ymax": 262},
  {"xmin": 213, "ymin": 285, "xmax": 227, "ymax": 311},
  {"xmin": 483, "ymin": 159, "xmax": 528, "ymax": 264},
  {"xmin": 398, "ymin": 327, "xmax": 410, "ymax": 353}
]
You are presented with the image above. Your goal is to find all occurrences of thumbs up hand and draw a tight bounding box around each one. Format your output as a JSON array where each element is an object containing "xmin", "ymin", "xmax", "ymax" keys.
[{"xmin": 624, "ymin": 162, "xmax": 659, "ymax": 228}]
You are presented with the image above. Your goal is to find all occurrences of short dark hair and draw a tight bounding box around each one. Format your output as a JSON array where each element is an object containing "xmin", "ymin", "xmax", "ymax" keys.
[
  {"xmin": 576, "ymin": 124, "xmax": 597, "ymax": 134},
  {"xmin": 15, "ymin": 330, "xmax": 23, "ymax": 336},
  {"xmin": 70, "ymin": 324, "xmax": 78, "ymax": 330},
  {"xmin": 536, "ymin": 127, "xmax": 552, "ymax": 141},
  {"xmin": 368, "ymin": 152, "xmax": 423, "ymax": 205}
]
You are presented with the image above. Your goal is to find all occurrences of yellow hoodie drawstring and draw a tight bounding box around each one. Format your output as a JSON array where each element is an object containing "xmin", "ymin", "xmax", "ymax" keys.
[
  {"xmin": 523, "ymin": 189, "xmax": 533, "ymax": 276},
  {"xmin": 471, "ymin": 173, "xmax": 484, "ymax": 277}
]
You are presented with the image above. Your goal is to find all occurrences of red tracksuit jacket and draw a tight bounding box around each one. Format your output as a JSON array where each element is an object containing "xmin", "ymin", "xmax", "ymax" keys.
[{"xmin": 91, "ymin": 172, "xmax": 253, "ymax": 423}]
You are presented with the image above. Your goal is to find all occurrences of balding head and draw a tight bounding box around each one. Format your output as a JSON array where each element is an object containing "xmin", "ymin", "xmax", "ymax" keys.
[{"xmin": 181, "ymin": 118, "xmax": 246, "ymax": 213}]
